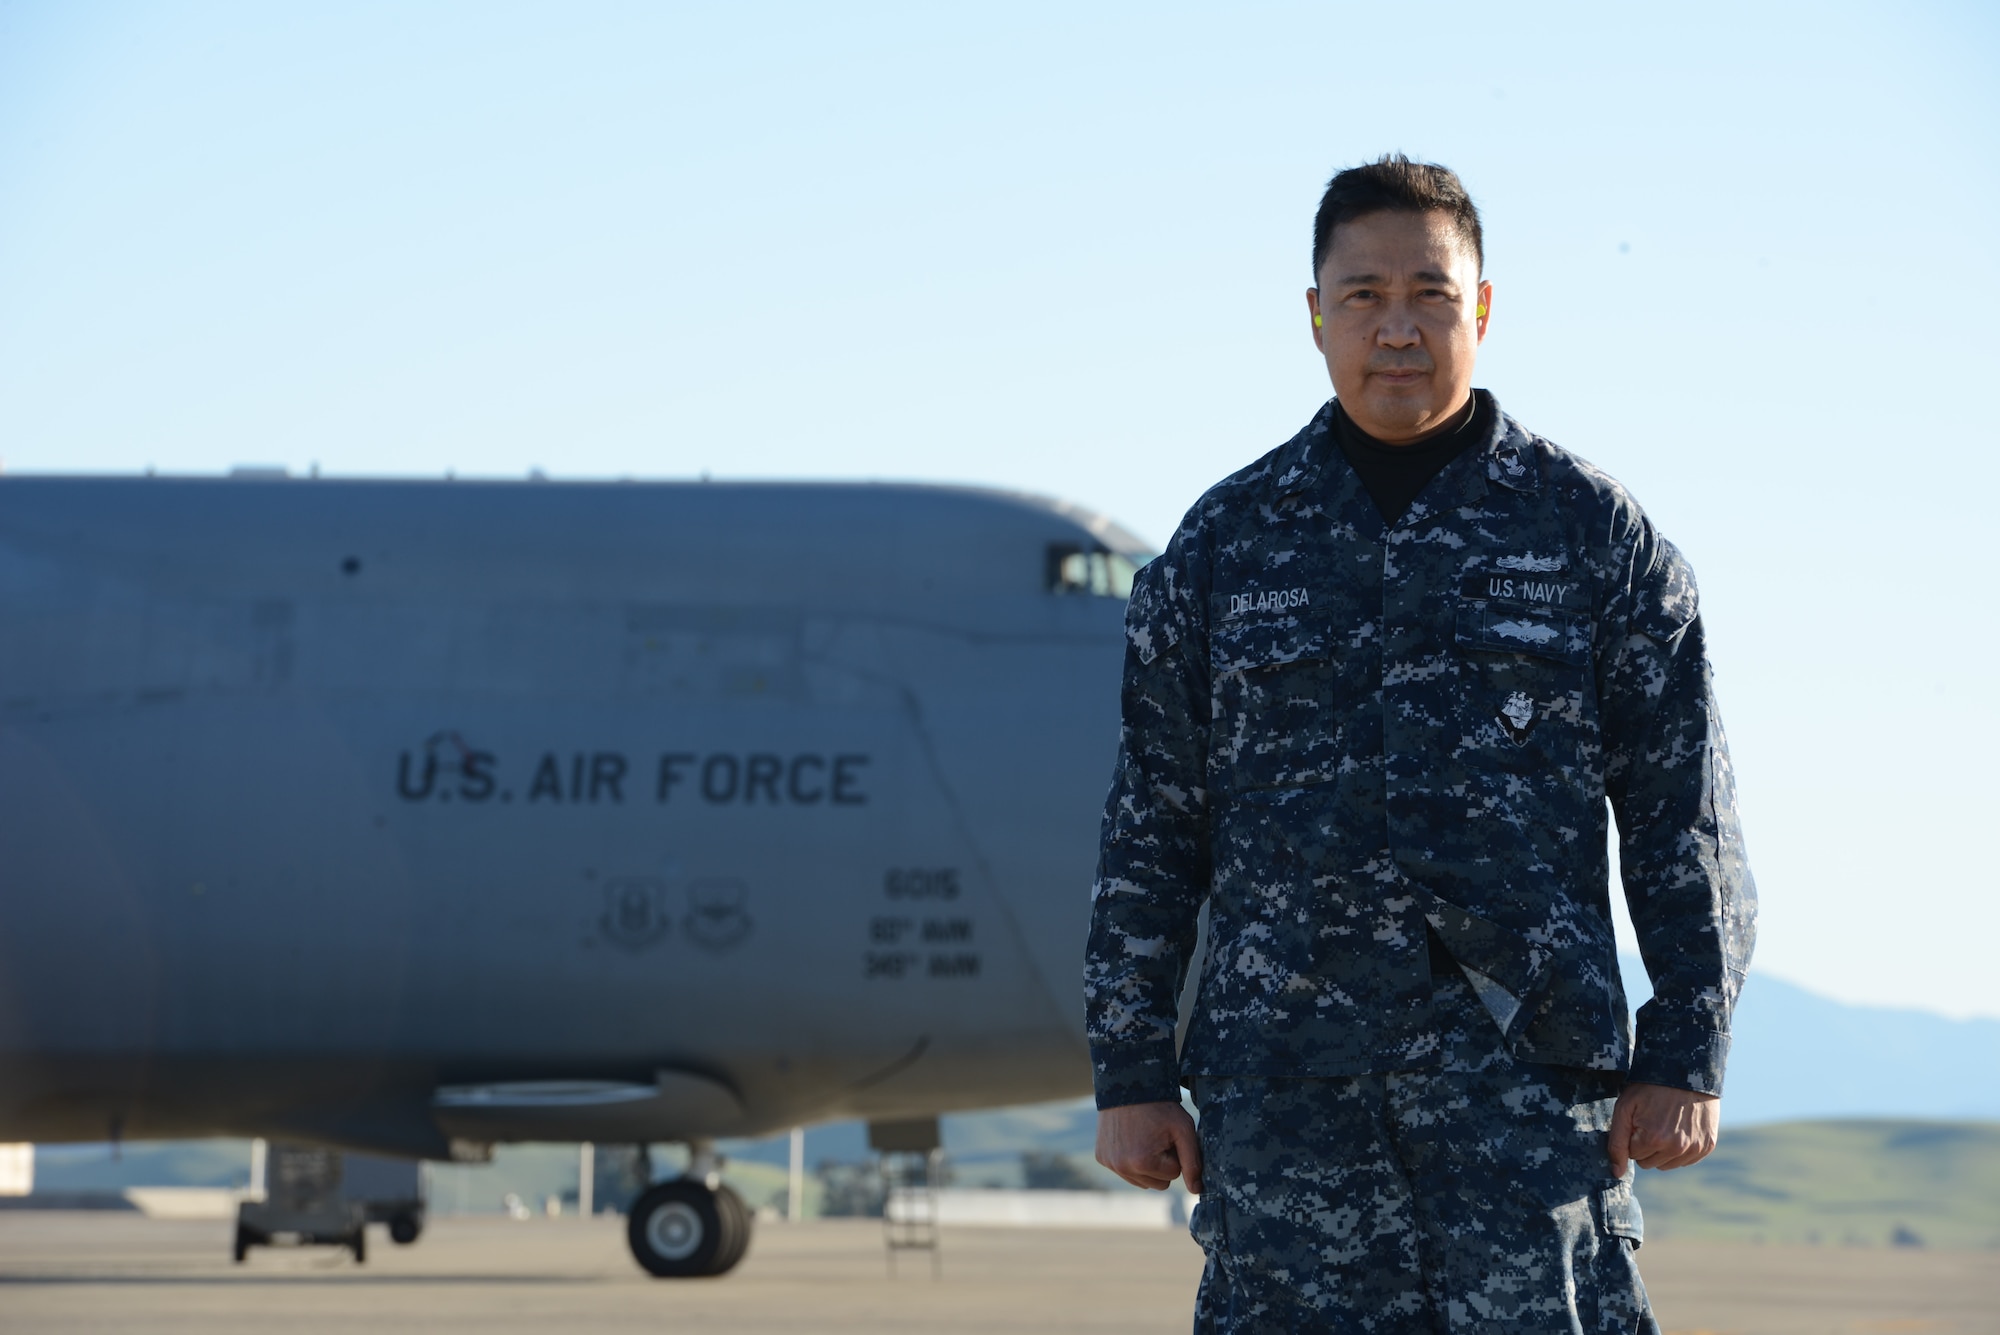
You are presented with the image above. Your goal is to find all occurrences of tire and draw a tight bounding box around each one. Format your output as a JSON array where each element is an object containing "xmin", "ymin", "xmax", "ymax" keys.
[
  {"xmin": 350, "ymin": 1227, "xmax": 367, "ymax": 1264},
  {"xmin": 711, "ymin": 1184, "xmax": 753, "ymax": 1274},
  {"xmin": 388, "ymin": 1212, "xmax": 423, "ymax": 1245},
  {"xmin": 626, "ymin": 1180, "xmax": 742, "ymax": 1278},
  {"xmin": 232, "ymin": 1225, "xmax": 253, "ymax": 1263}
]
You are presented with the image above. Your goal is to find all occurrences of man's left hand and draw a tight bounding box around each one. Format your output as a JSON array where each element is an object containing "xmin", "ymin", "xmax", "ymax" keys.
[{"xmin": 1607, "ymin": 1082, "xmax": 1720, "ymax": 1176}]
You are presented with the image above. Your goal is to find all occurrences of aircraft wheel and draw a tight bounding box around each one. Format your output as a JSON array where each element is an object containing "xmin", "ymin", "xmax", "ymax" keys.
[
  {"xmin": 626, "ymin": 1179, "xmax": 747, "ymax": 1278},
  {"xmin": 350, "ymin": 1226, "xmax": 367, "ymax": 1264},
  {"xmin": 712, "ymin": 1183, "xmax": 753, "ymax": 1273},
  {"xmin": 232, "ymin": 1224, "xmax": 255, "ymax": 1263},
  {"xmin": 388, "ymin": 1212, "xmax": 423, "ymax": 1245}
]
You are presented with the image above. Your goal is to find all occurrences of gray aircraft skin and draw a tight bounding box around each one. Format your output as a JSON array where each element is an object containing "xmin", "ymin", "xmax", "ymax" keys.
[{"xmin": 0, "ymin": 475, "xmax": 1149, "ymax": 1267}]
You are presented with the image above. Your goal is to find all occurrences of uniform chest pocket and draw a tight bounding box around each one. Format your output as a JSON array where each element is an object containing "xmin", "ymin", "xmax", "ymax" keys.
[
  {"xmin": 1207, "ymin": 613, "xmax": 1338, "ymax": 793},
  {"xmin": 1454, "ymin": 595, "xmax": 1595, "ymax": 759}
]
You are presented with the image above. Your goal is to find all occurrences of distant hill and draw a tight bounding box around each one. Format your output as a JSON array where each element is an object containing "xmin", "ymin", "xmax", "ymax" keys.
[
  {"xmin": 1619, "ymin": 957, "xmax": 2000, "ymax": 1124},
  {"xmin": 1633, "ymin": 1119, "xmax": 2000, "ymax": 1249}
]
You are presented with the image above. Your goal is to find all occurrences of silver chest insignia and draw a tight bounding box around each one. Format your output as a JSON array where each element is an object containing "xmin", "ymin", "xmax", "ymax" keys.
[{"xmin": 1498, "ymin": 691, "xmax": 1539, "ymax": 744}]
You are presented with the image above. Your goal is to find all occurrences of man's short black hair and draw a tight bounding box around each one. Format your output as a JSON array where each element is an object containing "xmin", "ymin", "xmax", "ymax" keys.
[{"xmin": 1311, "ymin": 153, "xmax": 1483, "ymax": 281}]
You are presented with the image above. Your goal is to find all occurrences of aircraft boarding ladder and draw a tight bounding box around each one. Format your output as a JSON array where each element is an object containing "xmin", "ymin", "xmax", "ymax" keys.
[{"xmin": 871, "ymin": 1118, "xmax": 943, "ymax": 1277}]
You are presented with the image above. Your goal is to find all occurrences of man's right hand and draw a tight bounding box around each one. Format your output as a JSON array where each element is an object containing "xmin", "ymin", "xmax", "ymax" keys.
[{"xmin": 1095, "ymin": 1100, "xmax": 1204, "ymax": 1195}]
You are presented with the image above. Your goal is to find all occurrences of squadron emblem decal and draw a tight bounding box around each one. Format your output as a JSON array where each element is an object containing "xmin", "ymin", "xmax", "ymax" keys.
[
  {"xmin": 593, "ymin": 875, "xmax": 754, "ymax": 953},
  {"xmin": 685, "ymin": 879, "xmax": 754, "ymax": 952},
  {"xmin": 600, "ymin": 878, "xmax": 673, "ymax": 951},
  {"xmin": 1497, "ymin": 691, "xmax": 1539, "ymax": 745}
]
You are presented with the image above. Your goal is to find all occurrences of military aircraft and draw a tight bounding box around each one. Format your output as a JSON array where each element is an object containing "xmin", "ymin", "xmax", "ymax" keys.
[{"xmin": 0, "ymin": 474, "xmax": 1152, "ymax": 1275}]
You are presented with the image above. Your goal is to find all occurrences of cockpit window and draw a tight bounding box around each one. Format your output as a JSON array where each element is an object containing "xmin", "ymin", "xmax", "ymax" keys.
[{"xmin": 1047, "ymin": 543, "xmax": 1144, "ymax": 598}]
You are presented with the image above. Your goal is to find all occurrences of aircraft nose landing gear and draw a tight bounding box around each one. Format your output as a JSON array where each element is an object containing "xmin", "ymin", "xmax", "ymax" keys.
[{"xmin": 626, "ymin": 1177, "xmax": 752, "ymax": 1277}]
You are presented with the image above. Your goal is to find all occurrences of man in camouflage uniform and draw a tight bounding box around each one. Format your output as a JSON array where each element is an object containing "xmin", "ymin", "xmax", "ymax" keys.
[{"xmin": 1086, "ymin": 156, "xmax": 1755, "ymax": 1332}]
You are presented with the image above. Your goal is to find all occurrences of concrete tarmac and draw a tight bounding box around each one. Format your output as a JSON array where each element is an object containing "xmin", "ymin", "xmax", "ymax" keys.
[{"xmin": 0, "ymin": 1211, "xmax": 1995, "ymax": 1334}]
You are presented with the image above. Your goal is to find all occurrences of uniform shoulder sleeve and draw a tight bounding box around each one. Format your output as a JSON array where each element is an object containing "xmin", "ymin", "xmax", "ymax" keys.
[
  {"xmin": 1631, "ymin": 531, "xmax": 1699, "ymax": 644},
  {"xmin": 1598, "ymin": 514, "xmax": 1757, "ymax": 1095},
  {"xmin": 1122, "ymin": 552, "xmax": 1182, "ymax": 665},
  {"xmin": 1084, "ymin": 537, "xmax": 1213, "ymax": 1108}
]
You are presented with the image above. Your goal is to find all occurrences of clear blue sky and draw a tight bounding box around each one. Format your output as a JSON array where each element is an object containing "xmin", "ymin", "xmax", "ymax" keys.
[{"xmin": 3, "ymin": 1, "xmax": 1996, "ymax": 1017}]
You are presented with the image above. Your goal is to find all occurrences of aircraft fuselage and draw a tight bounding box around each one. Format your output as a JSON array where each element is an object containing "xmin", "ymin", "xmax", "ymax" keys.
[{"xmin": 0, "ymin": 477, "xmax": 1142, "ymax": 1158}]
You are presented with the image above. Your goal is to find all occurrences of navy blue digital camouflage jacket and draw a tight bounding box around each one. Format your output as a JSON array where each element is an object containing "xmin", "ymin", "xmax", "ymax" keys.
[{"xmin": 1085, "ymin": 393, "xmax": 1756, "ymax": 1108}]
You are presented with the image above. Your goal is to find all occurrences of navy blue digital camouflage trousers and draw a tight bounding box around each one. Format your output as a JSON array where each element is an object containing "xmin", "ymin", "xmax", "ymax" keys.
[{"xmin": 1188, "ymin": 975, "xmax": 1657, "ymax": 1334}]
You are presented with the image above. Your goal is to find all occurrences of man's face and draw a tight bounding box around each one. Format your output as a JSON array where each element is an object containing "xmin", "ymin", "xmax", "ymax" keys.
[{"xmin": 1308, "ymin": 209, "xmax": 1492, "ymax": 444}]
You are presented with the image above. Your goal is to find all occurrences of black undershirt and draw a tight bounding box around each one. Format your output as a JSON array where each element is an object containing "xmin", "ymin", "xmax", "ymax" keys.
[
  {"xmin": 1333, "ymin": 391, "xmax": 1491, "ymax": 974},
  {"xmin": 1334, "ymin": 390, "xmax": 1491, "ymax": 527}
]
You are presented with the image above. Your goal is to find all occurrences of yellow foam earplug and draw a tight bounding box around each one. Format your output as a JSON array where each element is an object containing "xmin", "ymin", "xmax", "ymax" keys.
[
  {"xmin": 1476, "ymin": 304, "xmax": 1488, "ymax": 317},
  {"xmin": 1312, "ymin": 313, "xmax": 1323, "ymax": 328}
]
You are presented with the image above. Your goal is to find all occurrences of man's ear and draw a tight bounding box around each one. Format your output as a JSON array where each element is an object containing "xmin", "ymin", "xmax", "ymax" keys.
[
  {"xmin": 1475, "ymin": 280, "xmax": 1493, "ymax": 344},
  {"xmin": 1307, "ymin": 287, "xmax": 1325, "ymax": 352}
]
